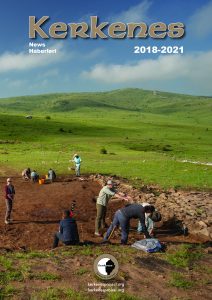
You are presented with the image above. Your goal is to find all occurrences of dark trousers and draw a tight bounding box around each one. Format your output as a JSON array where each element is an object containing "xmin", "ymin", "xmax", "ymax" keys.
[
  {"xmin": 104, "ymin": 210, "xmax": 130, "ymax": 244},
  {"xmin": 5, "ymin": 199, "xmax": 13, "ymax": 221},
  {"xmin": 31, "ymin": 175, "xmax": 39, "ymax": 182},
  {"xmin": 95, "ymin": 204, "xmax": 107, "ymax": 233},
  {"xmin": 53, "ymin": 232, "xmax": 78, "ymax": 248}
]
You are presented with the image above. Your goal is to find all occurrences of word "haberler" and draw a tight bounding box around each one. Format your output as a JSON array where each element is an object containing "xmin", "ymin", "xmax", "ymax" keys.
[{"xmin": 29, "ymin": 16, "xmax": 185, "ymax": 39}]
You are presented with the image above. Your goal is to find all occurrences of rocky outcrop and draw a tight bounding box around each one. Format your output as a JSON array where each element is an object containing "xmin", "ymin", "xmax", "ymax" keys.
[
  {"xmin": 154, "ymin": 191, "xmax": 212, "ymax": 241},
  {"xmin": 89, "ymin": 174, "xmax": 212, "ymax": 241}
]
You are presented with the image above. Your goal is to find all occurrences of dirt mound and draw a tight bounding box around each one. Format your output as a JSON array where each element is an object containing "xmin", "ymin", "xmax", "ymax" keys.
[{"xmin": 90, "ymin": 174, "xmax": 212, "ymax": 242}]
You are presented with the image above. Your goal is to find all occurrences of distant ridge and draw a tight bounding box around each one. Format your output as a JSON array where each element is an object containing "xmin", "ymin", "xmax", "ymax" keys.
[{"xmin": 0, "ymin": 88, "xmax": 211, "ymax": 120}]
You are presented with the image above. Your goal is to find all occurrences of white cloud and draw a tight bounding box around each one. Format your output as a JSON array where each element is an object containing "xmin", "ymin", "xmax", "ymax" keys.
[
  {"xmin": 109, "ymin": 0, "xmax": 152, "ymax": 22},
  {"xmin": 81, "ymin": 51, "xmax": 212, "ymax": 93},
  {"xmin": 83, "ymin": 48, "xmax": 104, "ymax": 60},
  {"xmin": 0, "ymin": 43, "xmax": 68, "ymax": 73},
  {"xmin": 188, "ymin": 1, "xmax": 212, "ymax": 38},
  {"xmin": 8, "ymin": 79, "xmax": 28, "ymax": 88},
  {"xmin": 39, "ymin": 69, "xmax": 59, "ymax": 78}
]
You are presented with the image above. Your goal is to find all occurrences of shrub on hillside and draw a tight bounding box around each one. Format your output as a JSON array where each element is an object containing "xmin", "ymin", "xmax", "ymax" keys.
[
  {"xmin": 59, "ymin": 128, "xmax": 65, "ymax": 132},
  {"xmin": 100, "ymin": 148, "xmax": 107, "ymax": 154}
]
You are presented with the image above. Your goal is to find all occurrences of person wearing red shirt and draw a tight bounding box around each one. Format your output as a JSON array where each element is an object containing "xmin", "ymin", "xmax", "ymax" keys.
[{"xmin": 5, "ymin": 178, "xmax": 15, "ymax": 224}]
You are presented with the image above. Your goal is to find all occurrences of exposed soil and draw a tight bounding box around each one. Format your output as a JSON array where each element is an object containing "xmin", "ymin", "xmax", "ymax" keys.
[
  {"xmin": 0, "ymin": 176, "xmax": 206, "ymax": 251},
  {"xmin": 0, "ymin": 176, "xmax": 211, "ymax": 300},
  {"xmin": 0, "ymin": 176, "xmax": 101, "ymax": 250}
]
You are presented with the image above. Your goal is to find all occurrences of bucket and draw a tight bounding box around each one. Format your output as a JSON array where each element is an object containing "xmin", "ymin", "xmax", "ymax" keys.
[{"xmin": 39, "ymin": 179, "xmax": 45, "ymax": 185}]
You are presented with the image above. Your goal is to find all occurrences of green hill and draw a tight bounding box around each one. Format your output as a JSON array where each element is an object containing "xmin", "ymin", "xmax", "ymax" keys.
[
  {"xmin": 0, "ymin": 88, "xmax": 211, "ymax": 188},
  {"xmin": 0, "ymin": 88, "xmax": 211, "ymax": 118}
]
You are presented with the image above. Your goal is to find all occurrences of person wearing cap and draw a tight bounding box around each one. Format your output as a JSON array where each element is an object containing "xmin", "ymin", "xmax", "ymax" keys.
[
  {"xmin": 137, "ymin": 202, "xmax": 162, "ymax": 237},
  {"xmin": 95, "ymin": 180, "xmax": 127, "ymax": 236},
  {"xmin": 72, "ymin": 154, "xmax": 82, "ymax": 177},
  {"xmin": 4, "ymin": 178, "xmax": 16, "ymax": 224},
  {"xmin": 103, "ymin": 204, "xmax": 156, "ymax": 244}
]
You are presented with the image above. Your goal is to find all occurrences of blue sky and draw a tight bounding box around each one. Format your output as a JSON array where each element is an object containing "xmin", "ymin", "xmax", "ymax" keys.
[{"xmin": 0, "ymin": 0, "xmax": 211, "ymax": 97}]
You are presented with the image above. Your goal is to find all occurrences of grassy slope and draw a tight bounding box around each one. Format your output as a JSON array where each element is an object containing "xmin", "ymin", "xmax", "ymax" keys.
[
  {"xmin": 0, "ymin": 88, "xmax": 211, "ymax": 188},
  {"xmin": 0, "ymin": 244, "xmax": 211, "ymax": 300}
]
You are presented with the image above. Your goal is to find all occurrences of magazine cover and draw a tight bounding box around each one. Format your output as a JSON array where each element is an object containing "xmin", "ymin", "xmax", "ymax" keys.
[{"xmin": 0, "ymin": 0, "xmax": 211, "ymax": 299}]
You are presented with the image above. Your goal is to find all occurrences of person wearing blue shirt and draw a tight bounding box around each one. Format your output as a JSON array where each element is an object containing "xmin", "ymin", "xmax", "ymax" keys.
[
  {"xmin": 31, "ymin": 170, "xmax": 39, "ymax": 182},
  {"xmin": 53, "ymin": 210, "xmax": 80, "ymax": 248},
  {"xmin": 72, "ymin": 154, "xmax": 82, "ymax": 177}
]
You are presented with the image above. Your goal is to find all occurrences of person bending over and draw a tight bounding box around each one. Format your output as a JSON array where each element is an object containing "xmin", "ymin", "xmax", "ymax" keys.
[
  {"xmin": 22, "ymin": 168, "xmax": 31, "ymax": 180},
  {"xmin": 31, "ymin": 170, "xmax": 39, "ymax": 182},
  {"xmin": 137, "ymin": 202, "xmax": 162, "ymax": 237},
  {"xmin": 103, "ymin": 204, "xmax": 155, "ymax": 244}
]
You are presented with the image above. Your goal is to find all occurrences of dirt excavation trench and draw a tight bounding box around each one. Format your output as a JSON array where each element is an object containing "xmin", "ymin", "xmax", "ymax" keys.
[
  {"xmin": 0, "ymin": 176, "xmax": 210, "ymax": 250},
  {"xmin": 0, "ymin": 176, "xmax": 101, "ymax": 250}
]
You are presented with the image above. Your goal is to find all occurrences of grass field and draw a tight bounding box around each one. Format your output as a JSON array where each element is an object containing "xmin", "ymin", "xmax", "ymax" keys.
[
  {"xmin": 0, "ymin": 244, "xmax": 211, "ymax": 300},
  {"xmin": 0, "ymin": 88, "xmax": 211, "ymax": 189}
]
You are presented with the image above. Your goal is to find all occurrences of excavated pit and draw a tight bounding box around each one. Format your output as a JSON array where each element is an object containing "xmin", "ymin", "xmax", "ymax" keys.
[{"xmin": 0, "ymin": 176, "xmax": 206, "ymax": 251}]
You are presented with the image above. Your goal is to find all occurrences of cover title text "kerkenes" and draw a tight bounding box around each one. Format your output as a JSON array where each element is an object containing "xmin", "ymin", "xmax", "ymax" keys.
[{"xmin": 29, "ymin": 16, "xmax": 185, "ymax": 39}]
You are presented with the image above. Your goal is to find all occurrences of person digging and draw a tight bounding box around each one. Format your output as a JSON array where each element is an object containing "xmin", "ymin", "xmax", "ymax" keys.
[
  {"xmin": 72, "ymin": 153, "xmax": 82, "ymax": 177},
  {"xmin": 22, "ymin": 168, "xmax": 31, "ymax": 180},
  {"xmin": 31, "ymin": 170, "xmax": 39, "ymax": 183},
  {"xmin": 5, "ymin": 178, "xmax": 16, "ymax": 224},
  {"xmin": 53, "ymin": 210, "xmax": 80, "ymax": 248},
  {"xmin": 103, "ymin": 203, "xmax": 156, "ymax": 244},
  {"xmin": 137, "ymin": 202, "xmax": 162, "ymax": 237},
  {"xmin": 95, "ymin": 180, "xmax": 129, "ymax": 237}
]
